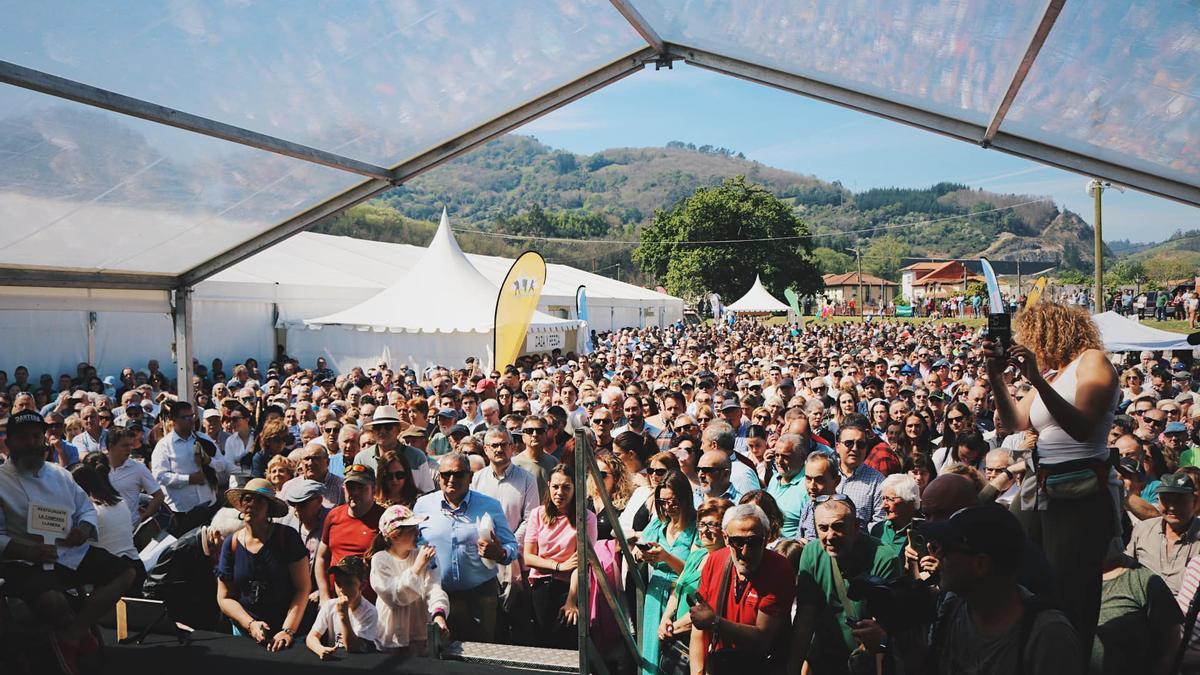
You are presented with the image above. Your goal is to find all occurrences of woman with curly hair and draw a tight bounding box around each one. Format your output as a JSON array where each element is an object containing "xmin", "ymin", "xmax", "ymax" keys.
[
  {"xmin": 984, "ymin": 301, "xmax": 1119, "ymax": 650},
  {"xmin": 587, "ymin": 452, "xmax": 634, "ymax": 541},
  {"xmin": 251, "ymin": 418, "xmax": 291, "ymax": 479}
]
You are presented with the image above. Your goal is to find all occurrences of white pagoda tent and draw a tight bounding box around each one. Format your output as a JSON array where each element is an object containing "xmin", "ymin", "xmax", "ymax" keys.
[
  {"xmin": 724, "ymin": 275, "xmax": 790, "ymax": 315},
  {"xmin": 285, "ymin": 210, "xmax": 581, "ymax": 371},
  {"xmin": 1092, "ymin": 311, "xmax": 1193, "ymax": 353}
]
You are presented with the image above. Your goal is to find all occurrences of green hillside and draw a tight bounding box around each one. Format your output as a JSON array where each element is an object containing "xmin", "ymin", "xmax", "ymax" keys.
[{"xmin": 315, "ymin": 135, "xmax": 1108, "ymax": 285}]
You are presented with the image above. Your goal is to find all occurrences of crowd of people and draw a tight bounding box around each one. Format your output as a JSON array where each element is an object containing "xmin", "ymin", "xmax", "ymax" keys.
[{"xmin": 5, "ymin": 301, "xmax": 1200, "ymax": 674}]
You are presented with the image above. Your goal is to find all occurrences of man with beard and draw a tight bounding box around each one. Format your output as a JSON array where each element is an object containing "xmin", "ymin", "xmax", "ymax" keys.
[
  {"xmin": 688, "ymin": 503, "xmax": 794, "ymax": 672},
  {"xmin": 0, "ymin": 411, "xmax": 135, "ymax": 672}
]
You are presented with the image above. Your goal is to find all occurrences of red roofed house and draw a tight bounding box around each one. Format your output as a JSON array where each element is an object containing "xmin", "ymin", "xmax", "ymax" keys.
[{"xmin": 901, "ymin": 261, "xmax": 983, "ymax": 302}]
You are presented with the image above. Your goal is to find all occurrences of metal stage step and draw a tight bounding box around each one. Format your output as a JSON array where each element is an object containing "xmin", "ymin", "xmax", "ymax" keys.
[{"xmin": 439, "ymin": 641, "xmax": 579, "ymax": 673}]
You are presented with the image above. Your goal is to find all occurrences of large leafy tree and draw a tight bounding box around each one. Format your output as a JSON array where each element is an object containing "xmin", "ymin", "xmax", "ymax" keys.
[{"xmin": 634, "ymin": 176, "xmax": 822, "ymax": 302}]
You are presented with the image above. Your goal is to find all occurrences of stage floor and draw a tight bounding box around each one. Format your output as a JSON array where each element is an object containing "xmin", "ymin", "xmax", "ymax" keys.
[{"xmin": 98, "ymin": 628, "xmax": 553, "ymax": 675}]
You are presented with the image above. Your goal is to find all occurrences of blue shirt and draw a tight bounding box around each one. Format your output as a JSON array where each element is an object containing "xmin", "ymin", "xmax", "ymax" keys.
[
  {"xmin": 414, "ymin": 490, "xmax": 518, "ymax": 592},
  {"xmin": 693, "ymin": 482, "xmax": 740, "ymax": 508},
  {"xmin": 767, "ymin": 470, "xmax": 808, "ymax": 538}
]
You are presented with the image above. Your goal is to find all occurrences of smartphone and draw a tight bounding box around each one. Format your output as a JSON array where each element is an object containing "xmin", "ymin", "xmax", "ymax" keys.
[
  {"xmin": 635, "ymin": 541, "xmax": 653, "ymax": 552},
  {"xmin": 844, "ymin": 616, "xmax": 860, "ymax": 629},
  {"xmin": 908, "ymin": 519, "xmax": 928, "ymax": 557},
  {"xmin": 686, "ymin": 592, "xmax": 700, "ymax": 607},
  {"xmin": 986, "ymin": 313, "xmax": 1012, "ymax": 353}
]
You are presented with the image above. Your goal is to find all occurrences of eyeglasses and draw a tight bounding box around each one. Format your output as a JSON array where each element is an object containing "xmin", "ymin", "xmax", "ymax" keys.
[
  {"xmin": 582, "ymin": 400, "xmax": 599, "ymax": 407},
  {"xmin": 1146, "ymin": 418, "xmax": 1166, "ymax": 427},
  {"xmin": 439, "ymin": 470, "xmax": 469, "ymax": 481},
  {"xmin": 649, "ymin": 467, "xmax": 669, "ymax": 477},
  {"xmin": 881, "ymin": 495, "xmax": 906, "ymax": 504},
  {"xmin": 676, "ymin": 423, "xmax": 698, "ymax": 431},
  {"xmin": 946, "ymin": 416, "xmax": 965, "ymax": 424},
  {"xmin": 839, "ymin": 439, "xmax": 872, "ymax": 449},
  {"xmin": 813, "ymin": 494, "xmax": 853, "ymax": 505},
  {"xmin": 523, "ymin": 427, "xmax": 546, "ymax": 435},
  {"xmin": 323, "ymin": 426, "xmax": 339, "ymax": 433},
  {"xmin": 697, "ymin": 466, "xmax": 727, "ymax": 474},
  {"xmin": 655, "ymin": 498, "xmax": 680, "ymax": 508},
  {"xmin": 485, "ymin": 441, "xmax": 507, "ymax": 449},
  {"xmin": 726, "ymin": 535, "xmax": 765, "ymax": 549},
  {"xmin": 346, "ymin": 464, "xmax": 369, "ymax": 474},
  {"xmin": 698, "ymin": 521, "xmax": 722, "ymax": 532},
  {"xmin": 591, "ymin": 419, "xmax": 612, "ymax": 426},
  {"xmin": 382, "ymin": 470, "xmax": 408, "ymax": 481}
]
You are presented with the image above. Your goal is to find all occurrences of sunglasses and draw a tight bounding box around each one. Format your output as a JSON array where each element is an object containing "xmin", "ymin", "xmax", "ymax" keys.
[
  {"xmin": 649, "ymin": 467, "xmax": 669, "ymax": 477},
  {"xmin": 382, "ymin": 470, "xmax": 408, "ymax": 481},
  {"xmin": 946, "ymin": 416, "xmax": 965, "ymax": 423},
  {"xmin": 439, "ymin": 470, "xmax": 469, "ymax": 481},
  {"xmin": 323, "ymin": 426, "xmax": 339, "ymax": 433},
  {"xmin": 726, "ymin": 535, "xmax": 765, "ymax": 549},
  {"xmin": 523, "ymin": 427, "xmax": 546, "ymax": 435},
  {"xmin": 839, "ymin": 439, "xmax": 872, "ymax": 449},
  {"xmin": 346, "ymin": 464, "xmax": 370, "ymax": 474},
  {"xmin": 655, "ymin": 498, "xmax": 679, "ymax": 508},
  {"xmin": 698, "ymin": 521, "xmax": 722, "ymax": 532},
  {"xmin": 697, "ymin": 466, "xmax": 727, "ymax": 474},
  {"xmin": 591, "ymin": 419, "xmax": 612, "ymax": 426}
]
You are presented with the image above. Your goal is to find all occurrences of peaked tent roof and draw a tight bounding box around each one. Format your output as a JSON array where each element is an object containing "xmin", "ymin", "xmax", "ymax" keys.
[
  {"xmin": 725, "ymin": 275, "xmax": 790, "ymax": 313},
  {"xmin": 1092, "ymin": 311, "xmax": 1192, "ymax": 353},
  {"xmin": 295, "ymin": 209, "xmax": 579, "ymax": 334}
]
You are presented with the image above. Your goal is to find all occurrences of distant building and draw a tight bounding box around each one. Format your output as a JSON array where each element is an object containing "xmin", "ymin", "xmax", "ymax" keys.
[
  {"xmin": 901, "ymin": 261, "xmax": 983, "ymax": 302},
  {"xmin": 822, "ymin": 272, "xmax": 898, "ymax": 306}
]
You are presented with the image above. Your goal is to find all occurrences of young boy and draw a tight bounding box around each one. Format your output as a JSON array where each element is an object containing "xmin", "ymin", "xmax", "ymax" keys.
[{"xmin": 306, "ymin": 555, "xmax": 380, "ymax": 659}]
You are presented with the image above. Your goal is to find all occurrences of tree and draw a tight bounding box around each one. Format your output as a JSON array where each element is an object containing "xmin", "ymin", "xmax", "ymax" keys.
[
  {"xmin": 634, "ymin": 176, "xmax": 822, "ymax": 302},
  {"xmin": 862, "ymin": 235, "xmax": 911, "ymax": 280},
  {"xmin": 1144, "ymin": 254, "xmax": 1195, "ymax": 286},
  {"xmin": 1108, "ymin": 259, "xmax": 1147, "ymax": 286},
  {"xmin": 812, "ymin": 247, "xmax": 853, "ymax": 275}
]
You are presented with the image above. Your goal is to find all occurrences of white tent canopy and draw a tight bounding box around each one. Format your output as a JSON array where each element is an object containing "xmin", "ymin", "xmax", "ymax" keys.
[
  {"xmin": 1093, "ymin": 311, "xmax": 1193, "ymax": 352},
  {"xmin": 724, "ymin": 275, "xmax": 790, "ymax": 314},
  {"xmin": 284, "ymin": 210, "xmax": 582, "ymax": 371}
]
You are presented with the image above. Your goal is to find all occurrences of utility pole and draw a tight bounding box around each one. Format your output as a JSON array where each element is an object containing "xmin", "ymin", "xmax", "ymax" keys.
[
  {"xmin": 854, "ymin": 243, "xmax": 864, "ymax": 317},
  {"xmin": 1087, "ymin": 179, "xmax": 1123, "ymax": 314}
]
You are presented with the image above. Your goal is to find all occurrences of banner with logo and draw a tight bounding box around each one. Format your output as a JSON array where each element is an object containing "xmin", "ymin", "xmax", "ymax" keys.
[
  {"xmin": 575, "ymin": 285, "xmax": 592, "ymax": 354},
  {"xmin": 494, "ymin": 251, "xmax": 547, "ymax": 370}
]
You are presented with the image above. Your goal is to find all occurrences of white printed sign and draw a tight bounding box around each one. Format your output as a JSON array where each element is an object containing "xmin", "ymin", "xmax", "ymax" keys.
[
  {"xmin": 525, "ymin": 332, "xmax": 565, "ymax": 353},
  {"xmin": 28, "ymin": 503, "xmax": 70, "ymax": 539}
]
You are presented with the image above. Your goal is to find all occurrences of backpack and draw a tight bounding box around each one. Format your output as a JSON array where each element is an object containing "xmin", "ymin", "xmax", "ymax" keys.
[{"xmin": 927, "ymin": 593, "xmax": 1054, "ymax": 675}]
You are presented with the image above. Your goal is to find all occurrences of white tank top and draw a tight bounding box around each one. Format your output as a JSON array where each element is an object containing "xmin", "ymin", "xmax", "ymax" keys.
[{"xmin": 1028, "ymin": 353, "xmax": 1116, "ymax": 465}]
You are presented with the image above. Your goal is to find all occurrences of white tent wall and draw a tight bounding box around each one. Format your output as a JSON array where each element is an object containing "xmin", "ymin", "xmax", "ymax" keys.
[{"xmin": 0, "ymin": 309, "xmax": 88, "ymax": 379}]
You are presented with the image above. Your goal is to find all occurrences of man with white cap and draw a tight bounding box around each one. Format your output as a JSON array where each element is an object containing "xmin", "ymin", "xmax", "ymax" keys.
[{"xmin": 352, "ymin": 405, "xmax": 435, "ymax": 493}]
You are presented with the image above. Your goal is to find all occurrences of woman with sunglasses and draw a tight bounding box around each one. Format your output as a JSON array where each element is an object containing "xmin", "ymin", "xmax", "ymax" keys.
[
  {"xmin": 622, "ymin": 452, "xmax": 683, "ymax": 536},
  {"xmin": 587, "ymin": 452, "xmax": 634, "ymax": 541},
  {"xmin": 656, "ymin": 497, "xmax": 733, "ymax": 674},
  {"xmin": 523, "ymin": 465, "xmax": 597, "ymax": 648},
  {"xmin": 633, "ymin": 471, "xmax": 697, "ymax": 675},
  {"xmin": 375, "ymin": 450, "xmax": 418, "ymax": 509},
  {"xmin": 1119, "ymin": 368, "xmax": 1147, "ymax": 413},
  {"xmin": 932, "ymin": 402, "xmax": 976, "ymax": 473}
]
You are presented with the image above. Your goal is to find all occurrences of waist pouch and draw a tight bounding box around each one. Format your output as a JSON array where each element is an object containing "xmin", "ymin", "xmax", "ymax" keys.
[{"xmin": 1037, "ymin": 458, "xmax": 1108, "ymax": 500}]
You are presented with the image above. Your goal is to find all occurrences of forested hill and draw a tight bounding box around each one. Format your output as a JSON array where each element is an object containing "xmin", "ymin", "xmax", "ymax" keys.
[{"xmin": 315, "ymin": 135, "xmax": 1104, "ymax": 283}]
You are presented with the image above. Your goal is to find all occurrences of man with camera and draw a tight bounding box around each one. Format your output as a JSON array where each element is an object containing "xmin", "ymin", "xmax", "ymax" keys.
[{"xmin": 789, "ymin": 494, "xmax": 901, "ymax": 674}]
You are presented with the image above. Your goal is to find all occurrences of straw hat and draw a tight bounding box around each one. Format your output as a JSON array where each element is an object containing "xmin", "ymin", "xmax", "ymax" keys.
[{"xmin": 225, "ymin": 478, "xmax": 289, "ymax": 518}]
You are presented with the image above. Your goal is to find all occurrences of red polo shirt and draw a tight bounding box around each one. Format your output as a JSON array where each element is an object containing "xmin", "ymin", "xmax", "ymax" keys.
[
  {"xmin": 696, "ymin": 547, "xmax": 795, "ymax": 653},
  {"xmin": 321, "ymin": 502, "xmax": 384, "ymax": 598}
]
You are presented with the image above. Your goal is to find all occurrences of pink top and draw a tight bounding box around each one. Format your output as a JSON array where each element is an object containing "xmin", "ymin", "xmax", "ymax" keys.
[{"xmin": 524, "ymin": 506, "xmax": 597, "ymax": 581}]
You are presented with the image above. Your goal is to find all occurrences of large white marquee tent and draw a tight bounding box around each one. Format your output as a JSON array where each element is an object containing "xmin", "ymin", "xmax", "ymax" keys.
[
  {"xmin": 0, "ymin": 1, "xmax": 1197, "ymax": 397},
  {"xmin": 724, "ymin": 275, "xmax": 790, "ymax": 314}
]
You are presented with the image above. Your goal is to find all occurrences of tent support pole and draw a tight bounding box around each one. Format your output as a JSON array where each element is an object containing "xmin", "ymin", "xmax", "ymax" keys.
[{"xmin": 172, "ymin": 286, "xmax": 194, "ymax": 404}]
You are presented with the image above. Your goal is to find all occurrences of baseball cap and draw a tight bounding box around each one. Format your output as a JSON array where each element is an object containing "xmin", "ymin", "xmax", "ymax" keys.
[
  {"xmin": 436, "ymin": 408, "xmax": 457, "ymax": 420},
  {"xmin": 779, "ymin": 378, "xmax": 795, "ymax": 389},
  {"xmin": 1174, "ymin": 371, "xmax": 1192, "ymax": 381},
  {"xmin": 1165, "ymin": 422, "xmax": 1188, "ymax": 435},
  {"xmin": 378, "ymin": 504, "xmax": 427, "ymax": 536},
  {"xmin": 475, "ymin": 378, "xmax": 497, "ymax": 393},
  {"xmin": 920, "ymin": 505, "xmax": 1024, "ymax": 569},
  {"xmin": 280, "ymin": 479, "xmax": 324, "ymax": 504},
  {"xmin": 203, "ymin": 408, "xmax": 222, "ymax": 421},
  {"xmin": 343, "ymin": 464, "xmax": 376, "ymax": 486},
  {"xmin": 448, "ymin": 424, "xmax": 471, "ymax": 437},
  {"xmin": 1156, "ymin": 472, "xmax": 1196, "ymax": 495},
  {"xmin": 932, "ymin": 359, "xmax": 950, "ymax": 368},
  {"xmin": 6, "ymin": 410, "xmax": 46, "ymax": 430},
  {"xmin": 720, "ymin": 396, "xmax": 741, "ymax": 411}
]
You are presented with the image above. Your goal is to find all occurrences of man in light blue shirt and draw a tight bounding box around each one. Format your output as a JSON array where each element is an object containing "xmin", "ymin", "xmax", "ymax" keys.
[
  {"xmin": 766, "ymin": 433, "xmax": 811, "ymax": 538},
  {"xmin": 415, "ymin": 452, "xmax": 517, "ymax": 643}
]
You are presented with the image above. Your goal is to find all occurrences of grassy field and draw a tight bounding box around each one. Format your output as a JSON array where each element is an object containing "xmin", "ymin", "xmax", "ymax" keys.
[{"xmin": 1140, "ymin": 319, "xmax": 1195, "ymax": 335}]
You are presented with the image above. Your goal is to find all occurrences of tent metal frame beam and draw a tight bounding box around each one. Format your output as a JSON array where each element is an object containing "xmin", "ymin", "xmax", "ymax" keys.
[
  {"xmin": 608, "ymin": 0, "xmax": 666, "ymax": 54},
  {"xmin": 0, "ymin": 60, "xmax": 396, "ymax": 182},
  {"xmin": 178, "ymin": 47, "xmax": 657, "ymax": 287},
  {"xmin": 982, "ymin": 0, "xmax": 1066, "ymax": 145},
  {"xmin": 0, "ymin": 267, "xmax": 177, "ymax": 290},
  {"xmin": 667, "ymin": 44, "xmax": 1200, "ymax": 208}
]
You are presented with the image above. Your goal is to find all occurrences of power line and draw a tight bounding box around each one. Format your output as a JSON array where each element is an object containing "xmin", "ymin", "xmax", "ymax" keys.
[{"xmin": 450, "ymin": 198, "xmax": 1053, "ymax": 246}]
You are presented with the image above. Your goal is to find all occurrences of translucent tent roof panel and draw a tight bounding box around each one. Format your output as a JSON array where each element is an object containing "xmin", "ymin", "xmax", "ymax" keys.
[
  {"xmin": 629, "ymin": 0, "xmax": 1050, "ymax": 127},
  {"xmin": 1003, "ymin": 1, "xmax": 1200, "ymax": 184},
  {"xmin": 0, "ymin": 85, "xmax": 361, "ymax": 274},
  {"xmin": 0, "ymin": 0, "xmax": 645, "ymax": 168}
]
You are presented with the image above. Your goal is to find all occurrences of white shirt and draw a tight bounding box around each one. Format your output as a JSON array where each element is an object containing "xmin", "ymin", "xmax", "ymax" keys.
[
  {"xmin": 151, "ymin": 431, "xmax": 227, "ymax": 513},
  {"xmin": 223, "ymin": 432, "xmax": 255, "ymax": 469},
  {"xmin": 0, "ymin": 460, "xmax": 98, "ymax": 569},
  {"xmin": 370, "ymin": 548, "xmax": 449, "ymax": 649},
  {"xmin": 94, "ymin": 501, "xmax": 138, "ymax": 560},
  {"xmin": 612, "ymin": 421, "xmax": 662, "ymax": 440},
  {"xmin": 310, "ymin": 597, "xmax": 381, "ymax": 649},
  {"xmin": 108, "ymin": 458, "xmax": 160, "ymax": 525},
  {"xmin": 471, "ymin": 462, "xmax": 539, "ymax": 543}
]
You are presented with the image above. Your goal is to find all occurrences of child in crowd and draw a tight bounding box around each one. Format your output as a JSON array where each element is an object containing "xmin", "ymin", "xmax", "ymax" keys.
[
  {"xmin": 306, "ymin": 555, "xmax": 380, "ymax": 659},
  {"xmin": 369, "ymin": 504, "xmax": 449, "ymax": 654}
]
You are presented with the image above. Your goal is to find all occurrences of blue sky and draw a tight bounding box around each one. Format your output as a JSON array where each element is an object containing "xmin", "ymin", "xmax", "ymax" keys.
[{"xmin": 522, "ymin": 64, "xmax": 1199, "ymax": 245}]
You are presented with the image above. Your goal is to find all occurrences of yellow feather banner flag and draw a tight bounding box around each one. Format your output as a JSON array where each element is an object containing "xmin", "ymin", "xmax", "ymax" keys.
[
  {"xmin": 1025, "ymin": 277, "xmax": 1048, "ymax": 309},
  {"xmin": 494, "ymin": 251, "xmax": 547, "ymax": 370}
]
